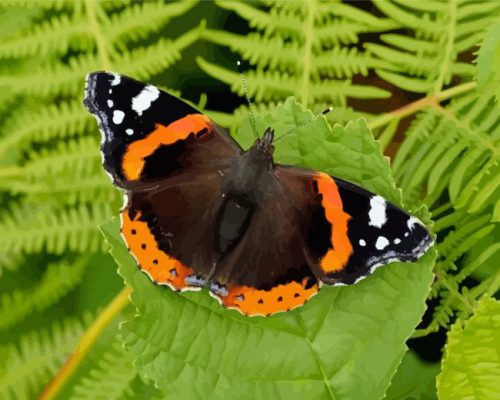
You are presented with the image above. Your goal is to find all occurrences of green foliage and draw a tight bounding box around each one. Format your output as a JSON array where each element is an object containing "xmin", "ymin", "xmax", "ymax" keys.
[
  {"xmin": 365, "ymin": 0, "xmax": 499, "ymax": 94},
  {"xmin": 0, "ymin": 1, "xmax": 498, "ymax": 399},
  {"xmin": 0, "ymin": 257, "xmax": 89, "ymax": 330},
  {"xmin": 0, "ymin": 316, "xmax": 89, "ymax": 400},
  {"xmin": 198, "ymin": 0, "xmax": 396, "ymax": 131},
  {"xmin": 437, "ymin": 296, "xmax": 500, "ymax": 400},
  {"xmin": 103, "ymin": 98, "xmax": 436, "ymax": 400},
  {"xmin": 476, "ymin": 18, "xmax": 500, "ymax": 101},
  {"xmin": 69, "ymin": 340, "xmax": 137, "ymax": 400},
  {"xmin": 392, "ymin": 83, "xmax": 500, "ymax": 337},
  {"xmin": 0, "ymin": 1, "xmax": 202, "ymax": 398}
]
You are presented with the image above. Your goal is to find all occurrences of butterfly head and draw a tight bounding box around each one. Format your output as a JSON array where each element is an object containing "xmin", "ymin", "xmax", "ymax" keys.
[{"xmin": 254, "ymin": 127, "xmax": 275, "ymax": 157}]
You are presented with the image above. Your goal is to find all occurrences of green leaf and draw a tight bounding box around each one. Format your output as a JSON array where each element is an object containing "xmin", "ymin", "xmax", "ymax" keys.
[
  {"xmin": 385, "ymin": 350, "xmax": 439, "ymax": 400},
  {"xmin": 437, "ymin": 296, "xmax": 500, "ymax": 400},
  {"xmin": 102, "ymin": 98, "xmax": 436, "ymax": 400},
  {"xmin": 476, "ymin": 19, "xmax": 500, "ymax": 102}
]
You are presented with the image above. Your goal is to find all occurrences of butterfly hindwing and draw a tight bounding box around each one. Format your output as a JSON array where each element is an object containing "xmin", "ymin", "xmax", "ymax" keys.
[
  {"xmin": 208, "ymin": 172, "xmax": 321, "ymax": 316},
  {"xmin": 121, "ymin": 168, "xmax": 227, "ymax": 291}
]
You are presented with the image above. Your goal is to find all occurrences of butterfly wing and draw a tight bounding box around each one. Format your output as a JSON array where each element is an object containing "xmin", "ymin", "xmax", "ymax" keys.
[
  {"xmin": 275, "ymin": 166, "xmax": 434, "ymax": 285},
  {"xmin": 84, "ymin": 71, "xmax": 242, "ymax": 189},
  {"xmin": 84, "ymin": 71, "xmax": 242, "ymax": 290}
]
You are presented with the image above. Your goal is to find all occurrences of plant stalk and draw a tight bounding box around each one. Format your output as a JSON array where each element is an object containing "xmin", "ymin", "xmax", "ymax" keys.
[
  {"xmin": 39, "ymin": 287, "xmax": 132, "ymax": 400},
  {"xmin": 368, "ymin": 81, "xmax": 477, "ymax": 131}
]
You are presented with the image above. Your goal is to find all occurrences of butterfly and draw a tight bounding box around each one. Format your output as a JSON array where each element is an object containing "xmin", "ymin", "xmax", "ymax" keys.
[{"xmin": 84, "ymin": 71, "xmax": 433, "ymax": 317}]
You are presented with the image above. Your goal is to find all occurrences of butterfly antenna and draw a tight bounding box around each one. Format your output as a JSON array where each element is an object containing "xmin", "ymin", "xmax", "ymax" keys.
[
  {"xmin": 237, "ymin": 60, "xmax": 258, "ymax": 138},
  {"xmin": 274, "ymin": 106, "xmax": 333, "ymax": 142}
]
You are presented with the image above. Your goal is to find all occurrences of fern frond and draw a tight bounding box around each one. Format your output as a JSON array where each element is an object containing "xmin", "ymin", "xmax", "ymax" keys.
[
  {"xmin": 0, "ymin": 52, "xmax": 99, "ymax": 97},
  {"xmin": 70, "ymin": 340, "xmax": 137, "ymax": 400},
  {"xmin": 203, "ymin": 30, "xmax": 301, "ymax": 72},
  {"xmin": 0, "ymin": 252, "xmax": 24, "ymax": 276},
  {"xmin": 312, "ymin": 46, "xmax": 393, "ymax": 79},
  {"xmin": 370, "ymin": 0, "xmax": 500, "ymax": 95},
  {"xmin": 0, "ymin": 316, "xmax": 88, "ymax": 400},
  {"xmin": 0, "ymin": 257, "xmax": 89, "ymax": 330},
  {"xmin": 0, "ymin": 12, "xmax": 93, "ymax": 59},
  {"xmin": 430, "ymin": 289, "xmax": 455, "ymax": 330},
  {"xmin": 316, "ymin": 2, "xmax": 400, "ymax": 31},
  {"xmin": 104, "ymin": 0, "xmax": 196, "ymax": 46},
  {"xmin": 0, "ymin": 100, "xmax": 93, "ymax": 159},
  {"xmin": 455, "ymin": 242, "xmax": 500, "ymax": 284},
  {"xmin": 2, "ymin": 136, "xmax": 100, "ymax": 180},
  {"xmin": 198, "ymin": 57, "xmax": 389, "ymax": 106},
  {"xmin": 0, "ymin": 135, "xmax": 116, "ymax": 205},
  {"xmin": 436, "ymin": 214, "xmax": 490, "ymax": 256},
  {"xmin": 215, "ymin": 0, "xmax": 302, "ymax": 38},
  {"xmin": 197, "ymin": 57, "xmax": 298, "ymax": 101},
  {"xmin": 438, "ymin": 224, "xmax": 495, "ymax": 274},
  {"xmin": 118, "ymin": 25, "xmax": 202, "ymax": 79},
  {"xmin": 2, "ymin": 21, "xmax": 201, "ymax": 98},
  {"xmin": 2, "ymin": 0, "xmax": 73, "ymax": 11},
  {"xmin": 206, "ymin": 0, "xmax": 393, "ymax": 112},
  {"xmin": 0, "ymin": 202, "xmax": 113, "ymax": 255},
  {"xmin": 373, "ymin": 0, "xmax": 446, "ymax": 39}
]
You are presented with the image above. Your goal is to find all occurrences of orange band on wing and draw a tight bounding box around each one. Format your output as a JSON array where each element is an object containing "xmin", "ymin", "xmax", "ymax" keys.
[
  {"xmin": 122, "ymin": 114, "xmax": 211, "ymax": 180},
  {"xmin": 316, "ymin": 173, "xmax": 353, "ymax": 273},
  {"xmin": 215, "ymin": 278, "xmax": 319, "ymax": 316},
  {"xmin": 121, "ymin": 210, "xmax": 194, "ymax": 290}
]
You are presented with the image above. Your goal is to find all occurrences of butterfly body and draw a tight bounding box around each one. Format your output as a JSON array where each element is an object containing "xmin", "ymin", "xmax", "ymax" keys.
[{"xmin": 84, "ymin": 71, "xmax": 433, "ymax": 317}]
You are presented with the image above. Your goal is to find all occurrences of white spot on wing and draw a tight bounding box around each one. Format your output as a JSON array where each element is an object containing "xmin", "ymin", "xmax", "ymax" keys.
[
  {"xmin": 407, "ymin": 217, "xmax": 421, "ymax": 231},
  {"xmin": 359, "ymin": 239, "xmax": 366, "ymax": 247},
  {"xmin": 107, "ymin": 99, "xmax": 113, "ymax": 108},
  {"xmin": 111, "ymin": 74, "xmax": 121, "ymax": 86},
  {"xmin": 368, "ymin": 196, "xmax": 387, "ymax": 228},
  {"xmin": 125, "ymin": 128, "xmax": 134, "ymax": 135},
  {"xmin": 404, "ymin": 232, "xmax": 409, "ymax": 237},
  {"xmin": 112, "ymin": 110, "xmax": 125, "ymax": 124},
  {"xmin": 394, "ymin": 238, "xmax": 401, "ymax": 244},
  {"xmin": 132, "ymin": 85, "xmax": 160, "ymax": 116},
  {"xmin": 375, "ymin": 236, "xmax": 389, "ymax": 250}
]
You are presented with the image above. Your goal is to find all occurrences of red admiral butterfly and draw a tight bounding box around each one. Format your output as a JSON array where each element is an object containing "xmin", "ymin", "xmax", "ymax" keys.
[{"xmin": 84, "ymin": 72, "xmax": 433, "ymax": 317}]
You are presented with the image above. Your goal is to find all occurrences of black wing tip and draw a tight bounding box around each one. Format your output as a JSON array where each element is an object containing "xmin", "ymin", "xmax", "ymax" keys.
[{"xmin": 83, "ymin": 71, "xmax": 124, "ymax": 113}]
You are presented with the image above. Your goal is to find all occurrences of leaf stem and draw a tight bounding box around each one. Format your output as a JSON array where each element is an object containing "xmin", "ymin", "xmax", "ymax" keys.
[
  {"xmin": 39, "ymin": 287, "xmax": 132, "ymax": 400},
  {"xmin": 368, "ymin": 81, "xmax": 476, "ymax": 131}
]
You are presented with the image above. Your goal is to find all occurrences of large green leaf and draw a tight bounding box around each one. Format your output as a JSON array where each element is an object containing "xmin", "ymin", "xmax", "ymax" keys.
[
  {"xmin": 437, "ymin": 296, "xmax": 500, "ymax": 400},
  {"xmin": 102, "ymin": 98, "xmax": 436, "ymax": 400}
]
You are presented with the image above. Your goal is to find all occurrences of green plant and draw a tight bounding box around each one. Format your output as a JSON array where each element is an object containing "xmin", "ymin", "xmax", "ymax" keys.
[{"xmin": 0, "ymin": 1, "xmax": 498, "ymax": 399}]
